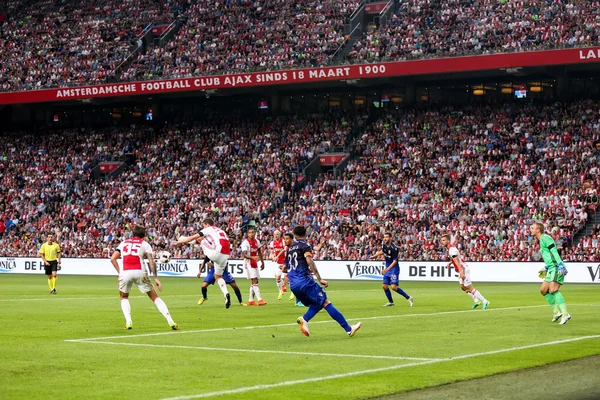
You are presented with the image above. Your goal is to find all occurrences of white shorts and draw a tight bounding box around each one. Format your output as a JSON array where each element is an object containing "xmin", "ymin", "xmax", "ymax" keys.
[
  {"xmin": 246, "ymin": 267, "xmax": 260, "ymax": 280},
  {"xmin": 274, "ymin": 266, "xmax": 287, "ymax": 278},
  {"xmin": 206, "ymin": 251, "xmax": 229, "ymax": 275},
  {"xmin": 459, "ymin": 267, "xmax": 472, "ymax": 287},
  {"xmin": 119, "ymin": 270, "xmax": 153, "ymax": 294},
  {"xmin": 274, "ymin": 263, "xmax": 287, "ymax": 278}
]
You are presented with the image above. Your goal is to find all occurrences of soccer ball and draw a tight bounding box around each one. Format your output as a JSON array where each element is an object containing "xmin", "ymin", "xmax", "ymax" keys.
[{"xmin": 159, "ymin": 251, "xmax": 171, "ymax": 264}]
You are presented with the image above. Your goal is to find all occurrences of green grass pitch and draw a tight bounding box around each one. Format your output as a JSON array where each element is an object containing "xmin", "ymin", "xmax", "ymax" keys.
[{"xmin": 1, "ymin": 275, "xmax": 599, "ymax": 400}]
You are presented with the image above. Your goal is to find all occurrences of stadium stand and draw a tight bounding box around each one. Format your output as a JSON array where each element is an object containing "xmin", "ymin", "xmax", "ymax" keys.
[
  {"xmin": 2, "ymin": 0, "xmax": 599, "ymax": 91},
  {"xmin": 346, "ymin": 0, "xmax": 600, "ymax": 63},
  {"xmin": 0, "ymin": 114, "xmax": 359, "ymax": 258},
  {"xmin": 121, "ymin": 0, "xmax": 360, "ymax": 81},
  {"xmin": 0, "ymin": 0, "xmax": 183, "ymax": 91},
  {"xmin": 0, "ymin": 103, "xmax": 598, "ymax": 262}
]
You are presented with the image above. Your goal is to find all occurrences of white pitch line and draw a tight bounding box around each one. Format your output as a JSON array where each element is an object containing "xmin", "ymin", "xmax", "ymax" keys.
[
  {"xmin": 160, "ymin": 335, "xmax": 600, "ymax": 400},
  {"xmin": 73, "ymin": 341, "xmax": 439, "ymax": 361},
  {"xmin": 65, "ymin": 304, "xmax": 552, "ymax": 342}
]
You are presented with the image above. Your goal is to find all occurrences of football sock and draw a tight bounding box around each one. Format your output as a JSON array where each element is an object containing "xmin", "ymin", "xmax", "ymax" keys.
[
  {"xmin": 201, "ymin": 287, "xmax": 208, "ymax": 299},
  {"xmin": 120, "ymin": 299, "xmax": 132, "ymax": 325},
  {"xmin": 543, "ymin": 293, "xmax": 558, "ymax": 313},
  {"xmin": 252, "ymin": 284, "xmax": 262, "ymax": 301},
  {"xmin": 303, "ymin": 304, "xmax": 322, "ymax": 322},
  {"xmin": 471, "ymin": 289, "xmax": 487, "ymax": 303},
  {"xmin": 216, "ymin": 278, "xmax": 229, "ymax": 296},
  {"xmin": 52, "ymin": 276, "xmax": 57, "ymax": 290},
  {"xmin": 233, "ymin": 287, "xmax": 243, "ymax": 303},
  {"xmin": 394, "ymin": 287, "xmax": 410, "ymax": 299},
  {"xmin": 154, "ymin": 297, "xmax": 175, "ymax": 325},
  {"xmin": 276, "ymin": 279, "xmax": 284, "ymax": 292},
  {"xmin": 466, "ymin": 291, "xmax": 477, "ymax": 302},
  {"xmin": 48, "ymin": 278, "xmax": 53, "ymax": 291},
  {"xmin": 324, "ymin": 303, "xmax": 351, "ymax": 332},
  {"xmin": 384, "ymin": 288, "xmax": 393, "ymax": 303},
  {"xmin": 248, "ymin": 286, "xmax": 254, "ymax": 302},
  {"xmin": 552, "ymin": 291, "xmax": 568, "ymax": 314}
]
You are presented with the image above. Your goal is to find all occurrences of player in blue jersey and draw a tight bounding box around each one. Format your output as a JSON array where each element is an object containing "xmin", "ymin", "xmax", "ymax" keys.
[
  {"xmin": 283, "ymin": 233, "xmax": 306, "ymax": 307},
  {"xmin": 370, "ymin": 232, "xmax": 414, "ymax": 307},
  {"xmin": 197, "ymin": 257, "xmax": 246, "ymax": 306},
  {"xmin": 283, "ymin": 226, "xmax": 362, "ymax": 337}
]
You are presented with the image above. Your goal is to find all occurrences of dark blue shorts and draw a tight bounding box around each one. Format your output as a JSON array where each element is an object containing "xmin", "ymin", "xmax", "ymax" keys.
[
  {"xmin": 291, "ymin": 278, "xmax": 327, "ymax": 308},
  {"xmin": 383, "ymin": 267, "xmax": 400, "ymax": 285},
  {"xmin": 204, "ymin": 268, "xmax": 235, "ymax": 285}
]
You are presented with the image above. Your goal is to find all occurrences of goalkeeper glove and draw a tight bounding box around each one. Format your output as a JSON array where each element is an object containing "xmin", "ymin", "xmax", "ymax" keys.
[
  {"xmin": 538, "ymin": 268, "xmax": 547, "ymax": 279},
  {"xmin": 557, "ymin": 262, "xmax": 568, "ymax": 276}
]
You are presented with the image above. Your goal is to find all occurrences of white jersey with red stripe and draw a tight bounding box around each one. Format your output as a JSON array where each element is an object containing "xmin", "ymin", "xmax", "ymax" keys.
[
  {"xmin": 200, "ymin": 226, "xmax": 231, "ymax": 256},
  {"xmin": 241, "ymin": 238, "xmax": 261, "ymax": 269},
  {"xmin": 448, "ymin": 245, "xmax": 472, "ymax": 286},
  {"xmin": 117, "ymin": 237, "xmax": 153, "ymax": 271},
  {"xmin": 269, "ymin": 239, "xmax": 285, "ymax": 264},
  {"xmin": 447, "ymin": 245, "xmax": 468, "ymax": 272}
]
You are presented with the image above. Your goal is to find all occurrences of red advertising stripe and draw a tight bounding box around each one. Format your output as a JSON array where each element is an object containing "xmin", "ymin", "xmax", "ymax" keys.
[
  {"xmin": 364, "ymin": 2, "xmax": 389, "ymax": 14},
  {"xmin": 319, "ymin": 154, "xmax": 348, "ymax": 166},
  {"xmin": 0, "ymin": 47, "xmax": 599, "ymax": 105}
]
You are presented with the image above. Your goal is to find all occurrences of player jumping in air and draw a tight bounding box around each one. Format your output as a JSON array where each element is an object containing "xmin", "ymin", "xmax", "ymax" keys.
[
  {"xmin": 370, "ymin": 232, "xmax": 414, "ymax": 307},
  {"xmin": 269, "ymin": 230, "xmax": 293, "ymax": 300},
  {"xmin": 241, "ymin": 227, "xmax": 266, "ymax": 306},
  {"xmin": 173, "ymin": 218, "xmax": 233, "ymax": 308},
  {"xmin": 531, "ymin": 222, "xmax": 571, "ymax": 324},
  {"xmin": 284, "ymin": 226, "xmax": 361, "ymax": 337},
  {"xmin": 111, "ymin": 225, "xmax": 179, "ymax": 330},
  {"xmin": 197, "ymin": 257, "xmax": 246, "ymax": 306},
  {"xmin": 440, "ymin": 234, "xmax": 489, "ymax": 309}
]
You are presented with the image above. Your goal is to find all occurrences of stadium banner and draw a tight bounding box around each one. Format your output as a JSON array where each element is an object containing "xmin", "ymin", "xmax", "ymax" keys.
[
  {"xmin": 1, "ymin": 257, "xmax": 599, "ymax": 283},
  {"xmin": 0, "ymin": 47, "xmax": 599, "ymax": 105},
  {"xmin": 364, "ymin": 2, "xmax": 389, "ymax": 14}
]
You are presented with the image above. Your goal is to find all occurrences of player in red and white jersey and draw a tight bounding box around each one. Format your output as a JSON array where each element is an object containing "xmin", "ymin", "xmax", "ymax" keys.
[
  {"xmin": 440, "ymin": 234, "xmax": 489, "ymax": 310},
  {"xmin": 110, "ymin": 225, "xmax": 179, "ymax": 330},
  {"xmin": 269, "ymin": 230, "xmax": 294, "ymax": 301},
  {"xmin": 172, "ymin": 218, "xmax": 233, "ymax": 308},
  {"xmin": 241, "ymin": 227, "xmax": 266, "ymax": 306}
]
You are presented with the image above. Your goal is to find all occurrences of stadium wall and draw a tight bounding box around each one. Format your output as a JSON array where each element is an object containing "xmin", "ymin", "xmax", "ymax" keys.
[{"xmin": 1, "ymin": 258, "xmax": 599, "ymax": 284}]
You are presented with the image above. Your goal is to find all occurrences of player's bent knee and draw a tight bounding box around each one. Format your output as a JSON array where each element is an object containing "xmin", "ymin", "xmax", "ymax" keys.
[
  {"xmin": 390, "ymin": 285, "xmax": 398, "ymax": 291},
  {"xmin": 382, "ymin": 284, "xmax": 388, "ymax": 290}
]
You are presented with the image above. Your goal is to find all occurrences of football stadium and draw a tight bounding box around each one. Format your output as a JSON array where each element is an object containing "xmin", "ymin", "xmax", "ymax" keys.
[{"xmin": 1, "ymin": 0, "xmax": 600, "ymax": 399}]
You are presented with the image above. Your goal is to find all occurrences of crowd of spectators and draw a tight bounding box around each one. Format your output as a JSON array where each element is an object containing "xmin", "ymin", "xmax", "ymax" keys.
[
  {"xmin": 121, "ymin": 0, "xmax": 359, "ymax": 81},
  {"xmin": 0, "ymin": 0, "xmax": 183, "ymax": 91},
  {"xmin": 3, "ymin": 0, "xmax": 600, "ymax": 91},
  {"xmin": 0, "ymin": 114, "xmax": 357, "ymax": 258},
  {"xmin": 255, "ymin": 100, "xmax": 600, "ymax": 262},
  {"xmin": 565, "ymin": 224, "xmax": 600, "ymax": 262},
  {"xmin": 348, "ymin": 0, "xmax": 600, "ymax": 63},
  {"xmin": 0, "ymin": 101, "xmax": 598, "ymax": 262}
]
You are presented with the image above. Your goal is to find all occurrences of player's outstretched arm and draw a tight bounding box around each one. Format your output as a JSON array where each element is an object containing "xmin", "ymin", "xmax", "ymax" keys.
[
  {"xmin": 307, "ymin": 255, "xmax": 327, "ymax": 288},
  {"xmin": 274, "ymin": 248, "xmax": 286, "ymax": 262},
  {"xmin": 172, "ymin": 233, "xmax": 202, "ymax": 247},
  {"xmin": 110, "ymin": 251, "xmax": 121, "ymax": 273},
  {"xmin": 369, "ymin": 250, "xmax": 384, "ymax": 260},
  {"xmin": 146, "ymin": 253, "xmax": 162, "ymax": 291}
]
